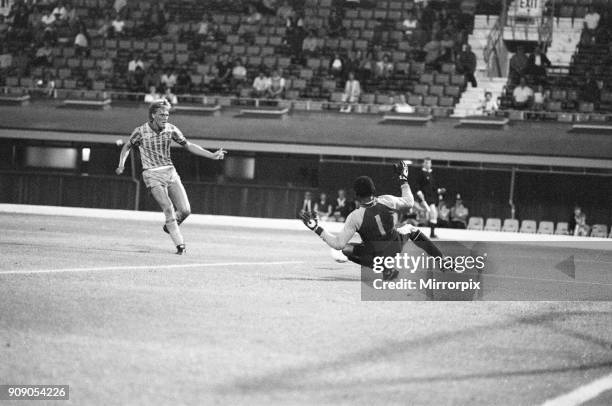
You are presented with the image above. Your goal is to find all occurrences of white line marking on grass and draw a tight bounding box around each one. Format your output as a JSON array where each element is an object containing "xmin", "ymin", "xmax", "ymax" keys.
[
  {"xmin": 0, "ymin": 261, "xmax": 305, "ymax": 275},
  {"xmin": 541, "ymin": 372, "xmax": 612, "ymax": 406}
]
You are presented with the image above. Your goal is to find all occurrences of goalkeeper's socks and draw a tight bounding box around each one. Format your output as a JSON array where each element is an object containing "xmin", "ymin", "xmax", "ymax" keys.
[{"xmin": 409, "ymin": 229, "xmax": 443, "ymax": 258}]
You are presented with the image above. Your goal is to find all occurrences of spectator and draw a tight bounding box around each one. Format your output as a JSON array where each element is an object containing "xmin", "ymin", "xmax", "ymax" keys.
[
  {"xmin": 314, "ymin": 192, "xmax": 333, "ymax": 221},
  {"xmin": 327, "ymin": 9, "xmax": 344, "ymax": 37},
  {"xmin": 52, "ymin": 1, "xmax": 68, "ymax": 21},
  {"xmin": 196, "ymin": 13, "xmax": 214, "ymax": 42},
  {"xmin": 0, "ymin": 45, "xmax": 12, "ymax": 75},
  {"xmin": 528, "ymin": 45, "xmax": 551, "ymax": 85},
  {"xmin": 532, "ymin": 85, "xmax": 547, "ymax": 110},
  {"xmin": 478, "ymin": 91, "xmax": 498, "ymax": 115},
  {"xmin": 340, "ymin": 71, "xmax": 361, "ymax": 113},
  {"xmin": 329, "ymin": 52, "xmax": 344, "ymax": 79},
  {"xmin": 252, "ymin": 70, "xmax": 270, "ymax": 98},
  {"xmin": 332, "ymin": 189, "xmax": 354, "ymax": 222},
  {"xmin": 163, "ymin": 87, "xmax": 178, "ymax": 105},
  {"xmin": 301, "ymin": 30, "xmax": 319, "ymax": 56},
  {"xmin": 113, "ymin": 0, "xmax": 127, "ymax": 15},
  {"xmin": 33, "ymin": 41, "xmax": 53, "ymax": 67},
  {"xmin": 34, "ymin": 67, "xmax": 55, "ymax": 97},
  {"xmin": 584, "ymin": 7, "xmax": 600, "ymax": 36},
  {"xmin": 569, "ymin": 206, "xmax": 590, "ymax": 236},
  {"xmin": 215, "ymin": 53, "xmax": 232, "ymax": 85},
  {"xmin": 423, "ymin": 36, "xmax": 442, "ymax": 67},
  {"xmin": 143, "ymin": 65, "xmax": 161, "ymax": 93},
  {"xmin": 0, "ymin": 15, "xmax": 9, "ymax": 43},
  {"xmin": 583, "ymin": 73, "xmax": 601, "ymax": 104},
  {"xmin": 513, "ymin": 77, "xmax": 533, "ymax": 109},
  {"xmin": 166, "ymin": 14, "xmax": 182, "ymax": 42},
  {"xmin": 129, "ymin": 65, "xmax": 145, "ymax": 92},
  {"xmin": 374, "ymin": 53, "xmax": 394, "ymax": 79},
  {"xmin": 74, "ymin": 27, "xmax": 89, "ymax": 56},
  {"xmin": 457, "ymin": 43, "xmax": 477, "ymax": 88},
  {"xmin": 144, "ymin": 85, "xmax": 161, "ymax": 103},
  {"xmin": 98, "ymin": 51, "xmax": 114, "ymax": 80},
  {"xmin": 437, "ymin": 200, "xmax": 450, "ymax": 228},
  {"xmin": 299, "ymin": 191, "xmax": 314, "ymax": 214},
  {"xmin": 96, "ymin": 15, "xmax": 112, "ymax": 38},
  {"xmin": 230, "ymin": 58, "xmax": 248, "ymax": 91},
  {"xmin": 40, "ymin": 8, "xmax": 57, "ymax": 40},
  {"xmin": 175, "ymin": 69, "xmax": 192, "ymax": 94},
  {"xmin": 160, "ymin": 68, "xmax": 177, "ymax": 90},
  {"xmin": 277, "ymin": 0, "xmax": 295, "ymax": 21},
  {"xmin": 246, "ymin": 4, "xmax": 262, "ymax": 25},
  {"xmin": 450, "ymin": 194, "xmax": 469, "ymax": 229},
  {"xmin": 267, "ymin": 70, "xmax": 286, "ymax": 99},
  {"xmin": 110, "ymin": 13, "xmax": 125, "ymax": 37},
  {"xmin": 509, "ymin": 46, "xmax": 528, "ymax": 86},
  {"xmin": 261, "ymin": 0, "xmax": 278, "ymax": 15},
  {"xmin": 402, "ymin": 11, "xmax": 418, "ymax": 38}
]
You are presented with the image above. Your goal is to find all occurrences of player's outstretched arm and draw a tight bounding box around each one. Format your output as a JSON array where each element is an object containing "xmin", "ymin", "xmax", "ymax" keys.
[
  {"xmin": 184, "ymin": 142, "xmax": 226, "ymax": 160},
  {"xmin": 115, "ymin": 142, "xmax": 132, "ymax": 175},
  {"xmin": 300, "ymin": 211, "xmax": 357, "ymax": 250}
]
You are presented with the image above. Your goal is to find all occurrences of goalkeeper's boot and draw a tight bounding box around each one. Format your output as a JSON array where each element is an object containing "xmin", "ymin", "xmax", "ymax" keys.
[
  {"xmin": 176, "ymin": 244, "xmax": 186, "ymax": 255},
  {"xmin": 393, "ymin": 160, "xmax": 410, "ymax": 182},
  {"xmin": 382, "ymin": 268, "xmax": 399, "ymax": 281}
]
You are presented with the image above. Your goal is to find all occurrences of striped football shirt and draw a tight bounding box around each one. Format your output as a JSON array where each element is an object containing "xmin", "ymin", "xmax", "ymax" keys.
[{"xmin": 129, "ymin": 122, "xmax": 187, "ymax": 170}]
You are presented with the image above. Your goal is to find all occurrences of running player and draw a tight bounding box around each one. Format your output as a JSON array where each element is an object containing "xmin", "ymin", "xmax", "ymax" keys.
[
  {"xmin": 115, "ymin": 99, "xmax": 226, "ymax": 254},
  {"xmin": 300, "ymin": 161, "xmax": 443, "ymax": 280}
]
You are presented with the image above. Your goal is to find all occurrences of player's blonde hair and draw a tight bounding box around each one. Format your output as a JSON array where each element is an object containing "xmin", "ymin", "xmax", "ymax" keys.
[{"xmin": 148, "ymin": 99, "xmax": 171, "ymax": 120}]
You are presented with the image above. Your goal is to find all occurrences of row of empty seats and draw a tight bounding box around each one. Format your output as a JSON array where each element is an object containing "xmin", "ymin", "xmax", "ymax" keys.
[{"xmin": 466, "ymin": 217, "xmax": 612, "ymax": 237}]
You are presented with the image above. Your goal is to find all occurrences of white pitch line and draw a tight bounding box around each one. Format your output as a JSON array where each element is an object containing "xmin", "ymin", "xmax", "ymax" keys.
[
  {"xmin": 0, "ymin": 261, "xmax": 305, "ymax": 275},
  {"xmin": 541, "ymin": 372, "xmax": 612, "ymax": 406}
]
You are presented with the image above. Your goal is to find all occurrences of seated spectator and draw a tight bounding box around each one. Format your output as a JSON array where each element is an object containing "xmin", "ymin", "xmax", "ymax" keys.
[
  {"xmin": 340, "ymin": 71, "xmax": 361, "ymax": 113},
  {"xmin": 532, "ymin": 85, "xmax": 547, "ymax": 110},
  {"xmin": 166, "ymin": 14, "xmax": 182, "ymax": 42},
  {"xmin": 215, "ymin": 53, "xmax": 232, "ymax": 85},
  {"xmin": 457, "ymin": 43, "xmax": 477, "ymax": 88},
  {"xmin": 52, "ymin": 1, "xmax": 68, "ymax": 21},
  {"xmin": 143, "ymin": 65, "xmax": 161, "ymax": 93},
  {"xmin": 424, "ymin": 36, "xmax": 442, "ymax": 68},
  {"xmin": 63, "ymin": 3, "xmax": 78, "ymax": 28},
  {"xmin": 252, "ymin": 71, "xmax": 270, "ymax": 98},
  {"xmin": 98, "ymin": 51, "xmax": 114, "ymax": 80},
  {"xmin": 129, "ymin": 65, "xmax": 145, "ymax": 92},
  {"xmin": 374, "ymin": 54, "xmax": 394, "ymax": 79},
  {"xmin": 513, "ymin": 77, "xmax": 533, "ymax": 110},
  {"xmin": 267, "ymin": 70, "xmax": 286, "ymax": 99},
  {"xmin": 437, "ymin": 200, "xmax": 450, "ymax": 228},
  {"xmin": 0, "ymin": 15, "xmax": 8, "ymax": 42},
  {"xmin": 163, "ymin": 87, "xmax": 178, "ymax": 105},
  {"xmin": 528, "ymin": 46, "xmax": 551, "ymax": 85},
  {"xmin": 144, "ymin": 86, "xmax": 161, "ymax": 103},
  {"xmin": 160, "ymin": 68, "xmax": 177, "ymax": 90},
  {"xmin": 301, "ymin": 30, "xmax": 319, "ymax": 56},
  {"xmin": 96, "ymin": 15, "xmax": 112, "ymax": 39},
  {"xmin": 332, "ymin": 189, "xmax": 354, "ymax": 222},
  {"xmin": 74, "ymin": 27, "xmax": 89, "ymax": 56},
  {"xmin": 261, "ymin": 0, "xmax": 279, "ymax": 15},
  {"xmin": 41, "ymin": 9, "xmax": 57, "ymax": 40},
  {"xmin": 0, "ymin": 45, "xmax": 13, "ymax": 75},
  {"xmin": 231, "ymin": 58, "xmax": 248, "ymax": 91},
  {"xmin": 277, "ymin": 0, "xmax": 295, "ymax": 21},
  {"xmin": 569, "ymin": 206, "xmax": 590, "ymax": 237},
  {"xmin": 478, "ymin": 91, "xmax": 498, "ymax": 115},
  {"xmin": 175, "ymin": 69, "xmax": 192, "ymax": 94},
  {"xmin": 450, "ymin": 194, "xmax": 469, "ymax": 229},
  {"xmin": 402, "ymin": 11, "xmax": 418, "ymax": 38},
  {"xmin": 329, "ymin": 53, "xmax": 344, "ymax": 79},
  {"xmin": 299, "ymin": 191, "xmax": 314, "ymax": 214},
  {"xmin": 33, "ymin": 41, "xmax": 54, "ymax": 67},
  {"xmin": 583, "ymin": 7, "xmax": 600, "ymax": 36},
  {"xmin": 110, "ymin": 13, "xmax": 126, "ymax": 37},
  {"xmin": 246, "ymin": 4, "xmax": 262, "ymax": 25},
  {"xmin": 34, "ymin": 67, "xmax": 56, "ymax": 97},
  {"xmin": 196, "ymin": 13, "xmax": 214, "ymax": 41},
  {"xmin": 509, "ymin": 46, "xmax": 529, "ymax": 86},
  {"xmin": 314, "ymin": 192, "xmax": 333, "ymax": 221},
  {"xmin": 582, "ymin": 73, "xmax": 601, "ymax": 105},
  {"xmin": 327, "ymin": 9, "xmax": 344, "ymax": 37}
]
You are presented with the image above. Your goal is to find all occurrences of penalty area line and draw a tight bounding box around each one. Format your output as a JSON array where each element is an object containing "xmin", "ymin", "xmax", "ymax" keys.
[
  {"xmin": 540, "ymin": 372, "xmax": 612, "ymax": 406},
  {"xmin": 0, "ymin": 261, "xmax": 305, "ymax": 275}
]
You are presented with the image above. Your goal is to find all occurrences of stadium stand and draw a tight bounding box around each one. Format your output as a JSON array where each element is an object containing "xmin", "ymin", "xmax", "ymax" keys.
[
  {"xmin": 519, "ymin": 219, "xmax": 537, "ymax": 234},
  {"xmin": 502, "ymin": 218, "xmax": 519, "ymax": 232},
  {"xmin": 467, "ymin": 216, "xmax": 484, "ymax": 231},
  {"xmin": 555, "ymin": 221, "xmax": 569, "ymax": 235},
  {"xmin": 537, "ymin": 221, "xmax": 554, "ymax": 235},
  {"xmin": 484, "ymin": 217, "xmax": 501, "ymax": 232}
]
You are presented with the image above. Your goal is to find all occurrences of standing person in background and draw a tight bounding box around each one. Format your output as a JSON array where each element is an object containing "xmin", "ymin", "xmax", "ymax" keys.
[
  {"xmin": 115, "ymin": 100, "xmax": 227, "ymax": 254},
  {"xmin": 417, "ymin": 158, "xmax": 445, "ymax": 238},
  {"xmin": 457, "ymin": 43, "xmax": 477, "ymax": 88},
  {"xmin": 340, "ymin": 71, "xmax": 361, "ymax": 113}
]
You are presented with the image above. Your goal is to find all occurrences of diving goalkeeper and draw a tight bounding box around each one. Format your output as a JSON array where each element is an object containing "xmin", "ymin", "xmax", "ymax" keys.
[{"xmin": 300, "ymin": 161, "xmax": 444, "ymax": 281}]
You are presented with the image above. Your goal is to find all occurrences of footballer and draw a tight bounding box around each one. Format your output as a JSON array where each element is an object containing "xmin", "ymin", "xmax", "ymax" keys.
[
  {"xmin": 300, "ymin": 161, "xmax": 443, "ymax": 280},
  {"xmin": 115, "ymin": 99, "xmax": 226, "ymax": 254}
]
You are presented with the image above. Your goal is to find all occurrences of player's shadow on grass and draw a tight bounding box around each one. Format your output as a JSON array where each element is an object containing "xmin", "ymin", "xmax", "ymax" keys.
[{"xmin": 217, "ymin": 310, "xmax": 612, "ymax": 394}]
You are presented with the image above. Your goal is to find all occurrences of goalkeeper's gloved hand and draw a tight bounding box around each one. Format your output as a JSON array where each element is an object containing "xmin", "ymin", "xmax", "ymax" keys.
[
  {"xmin": 393, "ymin": 160, "xmax": 410, "ymax": 182},
  {"xmin": 299, "ymin": 211, "xmax": 324, "ymax": 235}
]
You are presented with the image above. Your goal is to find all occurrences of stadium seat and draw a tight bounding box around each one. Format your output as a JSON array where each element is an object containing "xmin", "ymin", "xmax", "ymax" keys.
[
  {"xmin": 555, "ymin": 222, "xmax": 569, "ymax": 235},
  {"xmin": 520, "ymin": 220, "xmax": 537, "ymax": 234},
  {"xmin": 537, "ymin": 221, "xmax": 554, "ymax": 235},
  {"xmin": 590, "ymin": 224, "xmax": 608, "ymax": 238},
  {"xmin": 502, "ymin": 219, "xmax": 519, "ymax": 232},
  {"xmin": 484, "ymin": 218, "xmax": 501, "ymax": 232},
  {"xmin": 467, "ymin": 217, "xmax": 484, "ymax": 231}
]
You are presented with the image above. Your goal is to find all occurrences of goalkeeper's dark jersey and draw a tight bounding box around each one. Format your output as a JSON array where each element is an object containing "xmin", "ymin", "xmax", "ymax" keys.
[{"xmin": 317, "ymin": 183, "xmax": 414, "ymax": 250}]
